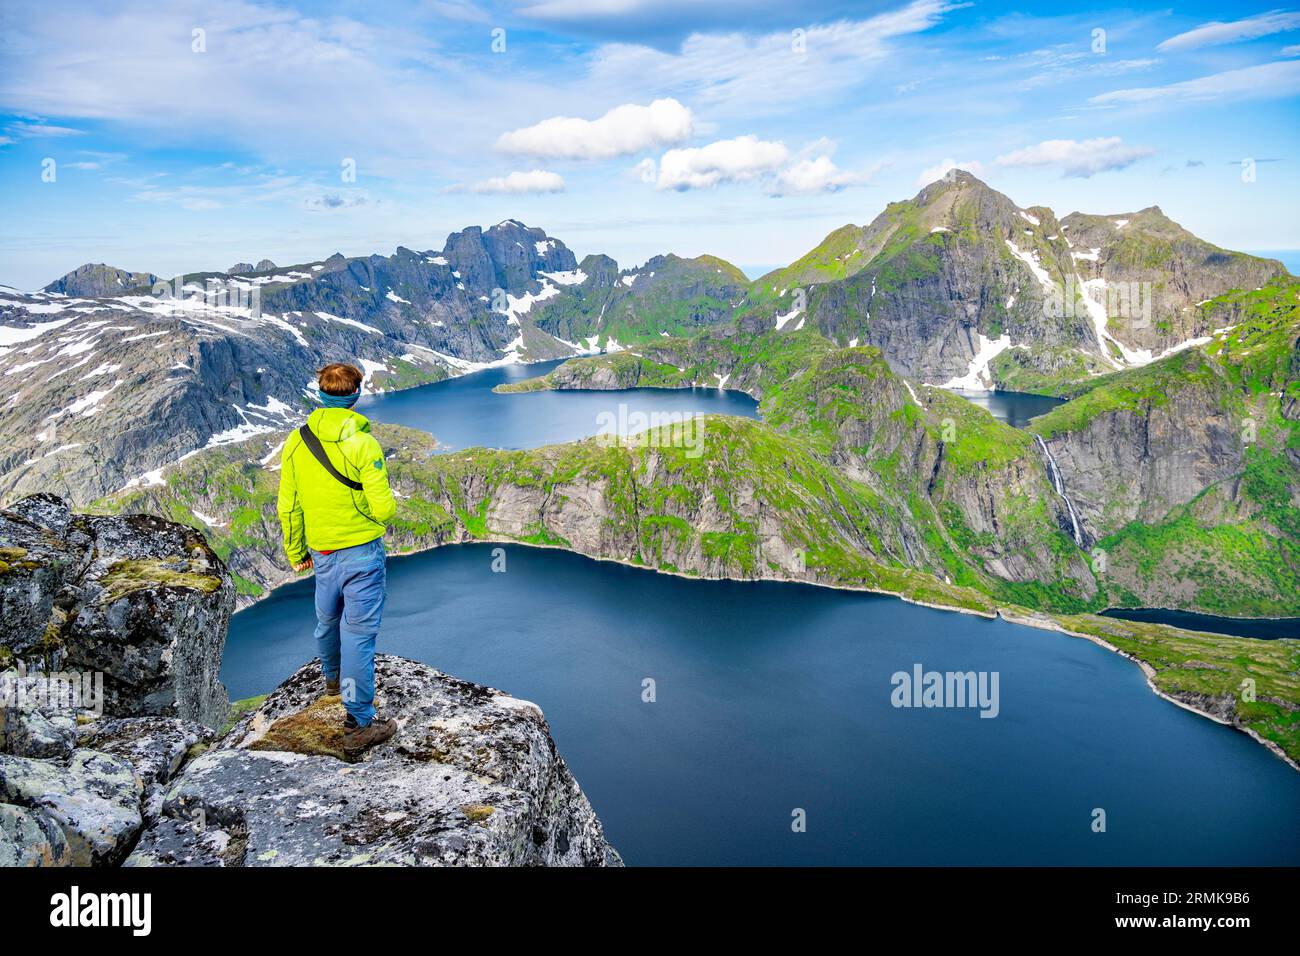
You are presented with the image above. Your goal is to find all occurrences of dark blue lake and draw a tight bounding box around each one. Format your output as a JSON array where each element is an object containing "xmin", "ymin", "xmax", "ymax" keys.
[
  {"xmin": 1103, "ymin": 607, "xmax": 1300, "ymax": 640},
  {"xmin": 359, "ymin": 358, "xmax": 760, "ymax": 451},
  {"xmin": 224, "ymin": 543, "xmax": 1300, "ymax": 866},
  {"xmin": 948, "ymin": 388, "xmax": 1065, "ymax": 428},
  {"xmin": 224, "ymin": 361, "xmax": 1300, "ymax": 865}
]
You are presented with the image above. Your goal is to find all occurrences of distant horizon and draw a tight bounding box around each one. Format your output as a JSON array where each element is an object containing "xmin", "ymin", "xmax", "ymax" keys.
[{"xmin": 10, "ymin": 227, "xmax": 1299, "ymax": 296}]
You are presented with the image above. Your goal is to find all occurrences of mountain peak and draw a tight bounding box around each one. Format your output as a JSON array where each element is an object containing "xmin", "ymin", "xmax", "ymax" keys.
[
  {"xmin": 911, "ymin": 168, "xmax": 1005, "ymax": 207},
  {"xmin": 44, "ymin": 263, "xmax": 159, "ymax": 297}
]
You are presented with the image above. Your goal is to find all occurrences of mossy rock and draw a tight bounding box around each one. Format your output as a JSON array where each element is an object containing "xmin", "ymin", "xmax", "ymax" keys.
[
  {"xmin": 460, "ymin": 803, "xmax": 496, "ymax": 824},
  {"xmin": 0, "ymin": 546, "xmax": 39, "ymax": 575},
  {"xmin": 247, "ymin": 696, "xmax": 347, "ymax": 760},
  {"xmin": 97, "ymin": 557, "xmax": 223, "ymax": 604}
]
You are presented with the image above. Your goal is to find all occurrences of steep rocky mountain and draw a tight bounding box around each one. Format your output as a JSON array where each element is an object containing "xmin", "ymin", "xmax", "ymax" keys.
[
  {"xmin": 527, "ymin": 251, "xmax": 751, "ymax": 347},
  {"xmin": 0, "ymin": 494, "xmax": 619, "ymax": 866},
  {"xmin": 43, "ymin": 263, "xmax": 160, "ymax": 298},
  {"xmin": 1033, "ymin": 277, "xmax": 1300, "ymax": 614},
  {"xmin": 747, "ymin": 171, "xmax": 1288, "ymax": 390},
  {"xmin": 0, "ymin": 221, "xmax": 738, "ymax": 505},
  {"xmin": 3, "ymin": 179, "xmax": 1285, "ymax": 507},
  {"xmin": 497, "ymin": 275, "xmax": 1300, "ymax": 619},
  {"xmin": 1060, "ymin": 206, "xmax": 1281, "ymax": 354},
  {"xmin": 0, "ymin": 283, "xmax": 456, "ymax": 504}
]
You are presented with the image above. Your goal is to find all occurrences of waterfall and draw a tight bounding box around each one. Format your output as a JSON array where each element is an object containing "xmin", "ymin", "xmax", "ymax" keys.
[{"xmin": 1034, "ymin": 434, "xmax": 1084, "ymax": 547}]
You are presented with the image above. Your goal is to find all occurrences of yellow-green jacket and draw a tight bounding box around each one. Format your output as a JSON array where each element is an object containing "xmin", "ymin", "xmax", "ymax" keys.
[{"xmin": 277, "ymin": 408, "xmax": 396, "ymax": 563}]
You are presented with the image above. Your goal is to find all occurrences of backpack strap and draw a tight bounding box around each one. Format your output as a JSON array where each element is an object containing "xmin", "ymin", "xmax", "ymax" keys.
[{"xmin": 297, "ymin": 425, "xmax": 363, "ymax": 491}]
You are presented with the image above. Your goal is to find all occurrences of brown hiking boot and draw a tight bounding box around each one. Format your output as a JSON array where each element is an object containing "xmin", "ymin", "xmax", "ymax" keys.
[
  {"xmin": 343, "ymin": 715, "xmax": 397, "ymax": 762},
  {"xmin": 323, "ymin": 676, "xmax": 340, "ymax": 697}
]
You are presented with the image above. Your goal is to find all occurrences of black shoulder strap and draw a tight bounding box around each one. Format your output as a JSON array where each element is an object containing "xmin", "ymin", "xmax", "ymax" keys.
[{"xmin": 297, "ymin": 425, "xmax": 363, "ymax": 491}]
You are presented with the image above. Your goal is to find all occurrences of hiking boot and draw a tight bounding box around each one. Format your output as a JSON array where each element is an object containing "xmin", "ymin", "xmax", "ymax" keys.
[
  {"xmin": 323, "ymin": 676, "xmax": 340, "ymax": 697},
  {"xmin": 343, "ymin": 715, "xmax": 397, "ymax": 761}
]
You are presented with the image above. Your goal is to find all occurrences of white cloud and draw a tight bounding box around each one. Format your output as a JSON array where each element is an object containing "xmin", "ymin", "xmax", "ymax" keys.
[
  {"xmin": 654, "ymin": 135, "xmax": 788, "ymax": 190},
  {"xmin": 2, "ymin": 120, "xmax": 84, "ymax": 141},
  {"xmin": 770, "ymin": 155, "xmax": 882, "ymax": 195},
  {"xmin": 1157, "ymin": 12, "xmax": 1300, "ymax": 53},
  {"xmin": 496, "ymin": 98, "xmax": 693, "ymax": 160},
  {"xmin": 631, "ymin": 157, "xmax": 657, "ymax": 183},
  {"xmin": 587, "ymin": 0, "xmax": 960, "ymax": 114},
  {"xmin": 0, "ymin": 1, "xmax": 525, "ymax": 176},
  {"xmin": 916, "ymin": 158, "xmax": 983, "ymax": 186},
  {"xmin": 1284, "ymin": 43, "xmax": 1300, "ymax": 56},
  {"xmin": 469, "ymin": 170, "xmax": 566, "ymax": 194},
  {"xmin": 1090, "ymin": 60, "xmax": 1300, "ymax": 105},
  {"xmin": 993, "ymin": 138, "xmax": 1154, "ymax": 178},
  {"xmin": 519, "ymin": 0, "xmax": 659, "ymax": 17}
]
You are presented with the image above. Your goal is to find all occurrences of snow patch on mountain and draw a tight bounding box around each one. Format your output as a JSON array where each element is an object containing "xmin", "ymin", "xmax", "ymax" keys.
[
  {"xmin": 941, "ymin": 332, "xmax": 1013, "ymax": 390},
  {"xmin": 539, "ymin": 269, "xmax": 587, "ymax": 286},
  {"xmin": 775, "ymin": 308, "xmax": 802, "ymax": 331},
  {"xmin": 313, "ymin": 311, "xmax": 382, "ymax": 335},
  {"xmin": 1004, "ymin": 239, "xmax": 1055, "ymax": 293},
  {"xmin": 504, "ymin": 282, "xmax": 560, "ymax": 325}
]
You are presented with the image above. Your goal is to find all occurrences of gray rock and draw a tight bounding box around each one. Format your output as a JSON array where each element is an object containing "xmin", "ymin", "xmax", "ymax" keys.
[
  {"xmin": 77, "ymin": 716, "xmax": 212, "ymax": 820},
  {"xmin": 0, "ymin": 498, "xmax": 235, "ymax": 729},
  {"xmin": 0, "ymin": 803, "xmax": 72, "ymax": 866},
  {"xmin": 43, "ymin": 263, "xmax": 159, "ymax": 297},
  {"xmin": 129, "ymin": 656, "xmax": 621, "ymax": 867},
  {"xmin": 0, "ymin": 698, "xmax": 77, "ymax": 759},
  {"xmin": 0, "ymin": 750, "xmax": 143, "ymax": 865},
  {"xmin": 122, "ymin": 815, "xmax": 239, "ymax": 867}
]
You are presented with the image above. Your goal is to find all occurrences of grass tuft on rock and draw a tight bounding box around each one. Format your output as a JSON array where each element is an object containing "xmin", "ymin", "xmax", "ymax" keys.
[
  {"xmin": 247, "ymin": 696, "xmax": 347, "ymax": 760},
  {"xmin": 98, "ymin": 557, "xmax": 222, "ymax": 604}
]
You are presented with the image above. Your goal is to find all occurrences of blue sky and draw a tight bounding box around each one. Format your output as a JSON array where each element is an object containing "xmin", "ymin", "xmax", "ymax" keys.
[{"xmin": 1, "ymin": 0, "xmax": 1297, "ymax": 289}]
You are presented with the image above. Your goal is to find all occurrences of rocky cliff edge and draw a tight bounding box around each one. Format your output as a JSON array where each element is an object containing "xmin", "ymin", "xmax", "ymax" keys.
[{"xmin": 0, "ymin": 494, "xmax": 620, "ymax": 867}]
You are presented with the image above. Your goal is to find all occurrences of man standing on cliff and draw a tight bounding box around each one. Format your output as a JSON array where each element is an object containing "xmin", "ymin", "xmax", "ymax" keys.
[{"xmin": 277, "ymin": 362, "xmax": 398, "ymax": 761}]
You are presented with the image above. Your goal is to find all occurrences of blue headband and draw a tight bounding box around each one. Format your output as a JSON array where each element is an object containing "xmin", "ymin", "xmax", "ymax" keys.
[{"xmin": 321, "ymin": 388, "xmax": 360, "ymax": 409}]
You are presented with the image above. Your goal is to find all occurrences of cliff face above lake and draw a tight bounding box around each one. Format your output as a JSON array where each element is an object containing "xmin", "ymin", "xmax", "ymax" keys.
[{"xmin": 0, "ymin": 495, "xmax": 620, "ymax": 867}]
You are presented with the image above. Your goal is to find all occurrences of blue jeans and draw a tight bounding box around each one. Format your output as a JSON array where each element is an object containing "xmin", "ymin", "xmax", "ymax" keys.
[{"xmin": 312, "ymin": 537, "xmax": 386, "ymax": 726}]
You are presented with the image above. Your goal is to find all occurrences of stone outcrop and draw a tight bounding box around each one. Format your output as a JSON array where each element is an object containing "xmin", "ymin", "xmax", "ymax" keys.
[
  {"xmin": 0, "ymin": 495, "xmax": 619, "ymax": 867},
  {"xmin": 0, "ymin": 750, "xmax": 142, "ymax": 865},
  {"xmin": 0, "ymin": 493, "xmax": 234, "ymax": 727},
  {"xmin": 128, "ymin": 657, "xmax": 622, "ymax": 867}
]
